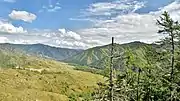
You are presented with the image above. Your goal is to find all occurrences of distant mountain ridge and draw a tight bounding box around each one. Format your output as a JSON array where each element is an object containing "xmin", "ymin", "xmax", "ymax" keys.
[
  {"xmin": 64, "ymin": 41, "xmax": 158, "ymax": 69},
  {"xmin": 0, "ymin": 43, "xmax": 83, "ymax": 60},
  {"xmin": 0, "ymin": 41, "xmax": 158, "ymax": 69}
]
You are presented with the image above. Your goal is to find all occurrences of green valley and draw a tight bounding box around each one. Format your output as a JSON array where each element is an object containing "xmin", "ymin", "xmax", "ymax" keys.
[{"xmin": 0, "ymin": 47, "xmax": 104, "ymax": 101}]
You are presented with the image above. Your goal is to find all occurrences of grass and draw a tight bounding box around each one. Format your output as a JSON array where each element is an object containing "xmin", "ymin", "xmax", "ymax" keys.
[{"xmin": 0, "ymin": 50, "xmax": 104, "ymax": 101}]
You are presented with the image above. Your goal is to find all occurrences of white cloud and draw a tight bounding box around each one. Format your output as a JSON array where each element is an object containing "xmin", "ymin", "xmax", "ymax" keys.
[
  {"xmin": 77, "ymin": 13, "xmax": 162, "ymax": 45},
  {"xmin": 159, "ymin": 1, "xmax": 180, "ymax": 12},
  {"xmin": 53, "ymin": 40, "xmax": 87, "ymax": 49},
  {"xmin": 9, "ymin": 10, "xmax": 37, "ymax": 23},
  {"xmin": 1, "ymin": 0, "xmax": 180, "ymax": 49},
  {"xmin": 0, "ymin": 37, "xmax": 8, "ymax": 43},
  {"xmin": 41, "ymin": 28, "xmax": 82, "ymax": 41},
  {"xmin": 39, "ymin": 3, "xmax": 61, "ymax": 13},
  {"xmin": 0, "ymin": 20, "xmax": 27, "ymax": 33},
  {"xmin": 151, "ymin": 1, "xmax": 180, "ymax": 21},
  {"xmin": 58, "ymin": 28, "xmax": 66, "ymax": 34},
  {"xmin": 3, "ymin": 0, "xmax": 15, "ymax": 3},
  {"xmin": 8, "ymin": 28, "xmax": 84, "ymax": 49},
  {"xmin": 70, "ymin": 0, "xmax": 180, "ymax": 47},
  {"xmin": 81, "ymin": 0, "xmax": 145, "ymax": 18},
  {"xmin": 60, "ymin": 29, "xmax": 81, "ymax": 40},
  {"xmin": 48, "ymin": 6, "xmax": 61, "ymax": 12}
]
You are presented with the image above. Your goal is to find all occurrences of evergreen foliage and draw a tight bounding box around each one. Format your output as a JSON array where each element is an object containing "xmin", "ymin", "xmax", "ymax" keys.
[{"xmin": 93, "ymin": 11, "xmax": 180, "ymax": 101}]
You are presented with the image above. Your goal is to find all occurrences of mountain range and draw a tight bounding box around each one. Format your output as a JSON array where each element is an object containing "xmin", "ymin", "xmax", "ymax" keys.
[
  {"xmin": 66, "ymin": 41, "xmax": 159, "ymax": 68},
  {"xmin": 0, "ymin": 41, "xmax": 158, "ymax": 69},
  {"xmin": 0, "ymin": 43, "xmax": 82, "ymax": 60}
]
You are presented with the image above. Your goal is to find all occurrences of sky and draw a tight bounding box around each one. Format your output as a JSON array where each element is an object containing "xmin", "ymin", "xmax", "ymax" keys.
[{"xmin": 0, "ymin": 0, "xmax": 179, "ymax": 49}]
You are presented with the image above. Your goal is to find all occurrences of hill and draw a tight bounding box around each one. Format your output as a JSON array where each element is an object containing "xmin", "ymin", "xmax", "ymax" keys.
[
  {"xmin": 64, "ymin": 41, "xmax": 157, "ymax": 69},
  {"xmin": 0, "ymin": 43, "xmax": 82, "ymax": 60},
  {"xmin": 0, "ymin": 48, "xmax": 104, "ymax": 101}
]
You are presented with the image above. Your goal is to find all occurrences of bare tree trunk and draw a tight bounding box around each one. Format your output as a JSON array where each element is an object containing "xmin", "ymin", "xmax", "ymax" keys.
[
  {"xmin": 148, "ymin": 69, "xmax": 152, "ymax": 101},
  {"xmin": 170, "ymin": 32, "xmax": 175, "ymax": 101},
  {"xmin": 137, "ymin": 68, "xmax": 141, "ymax": 101},
  {"xmin": 109, "ymin": 37, "xmax": 114, "ymax": 101}
]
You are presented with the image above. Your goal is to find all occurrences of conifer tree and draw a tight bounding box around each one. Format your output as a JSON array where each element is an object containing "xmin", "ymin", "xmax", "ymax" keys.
[{"xmin": 157, "ymin": 11, "xmax": 180, "ymax": 101}]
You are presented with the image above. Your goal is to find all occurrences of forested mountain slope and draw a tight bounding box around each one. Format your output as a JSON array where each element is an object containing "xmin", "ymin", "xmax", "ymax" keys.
[{"xmin": 65, "ymin": 41, "xmax": 157, "ymax": 69}]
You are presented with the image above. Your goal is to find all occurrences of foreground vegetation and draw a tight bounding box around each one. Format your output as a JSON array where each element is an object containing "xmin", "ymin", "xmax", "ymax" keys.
[
  {"xmin": 0, "ymin": 48, "xmax": 104, "ymax": 101},
  {"xmin": 92, "ymin": 11, "xmax": 180, "ymax": 101}
]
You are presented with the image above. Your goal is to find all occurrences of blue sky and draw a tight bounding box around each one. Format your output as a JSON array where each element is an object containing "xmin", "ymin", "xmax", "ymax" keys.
[
  {"xmin": 0, "ymin": 0, "xmax": 179, "ymax": 49},
  {"xmin": 0, "ymin": 0, "xmax": 98, "ymax": 30},
  {"xmin": 0, "ymin": 0, "xmax": 175, "ymax": 29}
]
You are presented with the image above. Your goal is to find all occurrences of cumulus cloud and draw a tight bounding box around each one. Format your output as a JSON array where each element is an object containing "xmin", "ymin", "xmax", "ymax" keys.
[
  {"xmin": 9, "ymin": 10, "xmax": 37, "ymax": 23},
  {"xmin": 52, "ymin": 40, "xmax": 87, "ymax": 49},
  {"xmin": 0, "ymin": 37, "xmax": 8, "ymax": 43},
  {"xmin": 77, "ymin": 13, "xmax": 162, "ymax": 45},
  {"xmin": 4, "ymin": 28, "xmax": 85, "ymax": 49},
  {"xmin": 72, "ymin": 0, "xmax": 180, "ymax": 47},
  {"xmin": 58, "ymin": 29, "xmax": 81, "ymax": 40},
  {"xmin": 0, "ymin": 20, "xmax": 27, "ymax": 33},
  {"xmin": 37, "ymin": 28, "xmax": 81, "ymax": 41}
]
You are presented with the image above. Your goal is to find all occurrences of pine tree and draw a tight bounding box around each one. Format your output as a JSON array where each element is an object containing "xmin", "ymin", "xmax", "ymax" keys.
[{"xmin": 157, "ymin": 11, "xmax": 180, "ymax": 101}]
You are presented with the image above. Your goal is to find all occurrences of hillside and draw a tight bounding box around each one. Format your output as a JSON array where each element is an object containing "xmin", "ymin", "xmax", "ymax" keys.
[
  {"xmin": 0, "ymin": 48, "xmax": 104, "ymax": 101},
  {"xmin": 0, "ymin": 43, "xmax": 82, "ymax": 60},
  {"xmin": 65, "ymin": 41, "xmax": 157, "ymax": 69}
]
